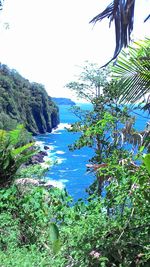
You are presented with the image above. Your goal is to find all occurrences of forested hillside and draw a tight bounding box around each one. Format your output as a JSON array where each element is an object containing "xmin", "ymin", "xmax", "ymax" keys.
[
  {"xmin": 52, "ymin": 97, "xmax": 76, "ymax": 105},
  {"xmin": 0, "ymin": 64, "xmax": 59, "ymax": 134}
]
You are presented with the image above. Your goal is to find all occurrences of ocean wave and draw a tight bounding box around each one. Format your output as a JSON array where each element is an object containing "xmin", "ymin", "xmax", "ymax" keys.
[
  {"xmin": 58, "ymin": 168, "xmax": 78, "ymax": 173},
  {"xmin": 59, "ymin": 179, "xmax": 69, "ymax": 183},
  {"xmin": 35, "ymin": 141, "xmax": 45, "ymax": 148},
  {"xmin": 59, "ymin": 170, "xmax": 67, "ymax": 173},
  {"xmin": 48, "ymin": 145, "xmax": 56, "ymax": 150},
  {"xmin": 72, "ymin": 168, "xmax": 79, "ymax": 172},
  {"xmin": 53, "ymin": 132, "xmax": 62, "ymax": 135},
  {"xmin": 52, "ymin": 123, "xmax": 71, "ymax": 132},
  {"xmin": 35, "ymin": 141, "xmax": 44, "ymax": 146},
  {"xmin": 45, "ymin": 179, "xmax": 65, "ymax": 189},
  {"xmin": 56, "ymin": 158, "xmax": 67, "ymax": 164},
  {"xmin": 56, "ymin": 150, "xmax": 66, "ymax": 155}
]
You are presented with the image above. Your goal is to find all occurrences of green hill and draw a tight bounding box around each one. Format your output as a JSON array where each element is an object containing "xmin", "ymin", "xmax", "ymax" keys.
[
  {"xmin": 0, "ymin": 64, "xmax": 59, "ymax": 134},
  {"xmin": 52, "ymin": 97, "xmax": 76, "ymax": 105}
]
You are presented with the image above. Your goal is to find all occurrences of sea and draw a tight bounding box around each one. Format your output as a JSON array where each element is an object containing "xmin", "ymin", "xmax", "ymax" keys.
[{"xmin": 36, "ymin": 103, "xmax": 150, "ymax": 202}]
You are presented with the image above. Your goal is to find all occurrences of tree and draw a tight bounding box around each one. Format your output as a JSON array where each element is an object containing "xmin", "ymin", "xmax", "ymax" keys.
[
  {"xmin": 66, "ymin": 62, "xmax": 132, "ymax": 194},
  {"xmin": 90, "ymin": 0, "xmax": 150, "ymax": 65}
]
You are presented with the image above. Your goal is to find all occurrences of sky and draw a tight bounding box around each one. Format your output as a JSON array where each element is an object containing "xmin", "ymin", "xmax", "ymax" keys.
[{"xmin": 0, "ymin": 0, "xmax": 149, "ymax": 102}]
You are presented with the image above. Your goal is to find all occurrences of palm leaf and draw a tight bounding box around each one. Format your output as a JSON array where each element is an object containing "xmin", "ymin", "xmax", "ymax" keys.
[
  {"xmin": 144, "ymin": 14, "xmax": 150, "ymax": 22},
  {"xmin": 112, "ymin": 38, "xmax": 150, "ymax": 103},
  {"xmin": 90, "ymin": 0, "xmax": 135, "ymax": 65},
  {"xmin": 0, "ymin": 1, "xmax": 3, "ymax": 10},
  {"xmin": 11, "ymin": 142, "xmax": 34, "ymax": 157}
]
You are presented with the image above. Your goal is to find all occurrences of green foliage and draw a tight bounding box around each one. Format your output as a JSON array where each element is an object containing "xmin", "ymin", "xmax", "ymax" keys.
[
  {"xmin": 0, "ymin": 186, "xmax": 62, "ymax": 259},
  {"xmin": 66, "ymin": 62, "xmax": 110, "ymax": 102},
  {"xmin": 0, "ymin": 125, "xmax": 36, "ymax": 187},
  {"xmin": 0, "ymin": 64, "xmax": 59, "ymax": 134},
  {"xmin": 143, "ymin": 153, "xmax": 150, "ymax": 174},
  {"xmin": 112, "ymin": 38, "xmax": 150, "ymax": 104},
  {"xmin": 66, "ymin": 62, "xmax": 135, "ymax": 194},
  {"xmin": 16, "ymin": 163, "xmax": 50, "ymax": 179},
  {"xmin": 0, "ymin": 55, "xmax": 149, "ymax": 267},
  {"xmin": 0, "ymin": 151, "xmax": 149, "ymax": 266},
  {"xmin": 57, "ymin": 154, "xmax": 149, "ymax": 266}
]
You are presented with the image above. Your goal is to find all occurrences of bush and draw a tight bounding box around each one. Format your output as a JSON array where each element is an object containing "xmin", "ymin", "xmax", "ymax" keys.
[
  {"xmin": 0, "ymin": 125, "xmax": 36, "ymax": 187},
  {"xmin": 0, "ymin": 154, "xmax": 149, "ymax": 266}
]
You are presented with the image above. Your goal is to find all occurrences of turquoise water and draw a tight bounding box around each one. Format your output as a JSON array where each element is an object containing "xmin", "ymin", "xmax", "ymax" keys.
[{"xmin": 36, "ymin": 104, "xmax": 149, "ymax": 201}]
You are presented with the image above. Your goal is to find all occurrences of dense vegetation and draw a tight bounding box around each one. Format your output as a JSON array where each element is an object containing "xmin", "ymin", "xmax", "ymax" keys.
[
  {"xmin": 0, "ymin": 40, "xmax": 150, "ymax": 266},
  {"xmin": 0, "ymin": 64, "xmax": 59, "ymax": 134}
]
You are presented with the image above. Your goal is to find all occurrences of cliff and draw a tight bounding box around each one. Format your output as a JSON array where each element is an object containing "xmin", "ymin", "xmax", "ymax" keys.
[
  {"xmin": 52, "ymin": 97, "xmax": 76, "ymax": 105},
  {"xmin": 0, "ymin": 64, "xmax": 59, "ymax": 134}
]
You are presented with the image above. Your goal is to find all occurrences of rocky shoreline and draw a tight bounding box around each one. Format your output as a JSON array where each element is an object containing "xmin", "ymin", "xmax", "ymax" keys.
[
  {"xmin": 15, "ymin": 144, "xmax": 55, "ymax": 190},
  {"xmin": 28, "ymin": 149, "xmax": 49, "ymax": 165}
]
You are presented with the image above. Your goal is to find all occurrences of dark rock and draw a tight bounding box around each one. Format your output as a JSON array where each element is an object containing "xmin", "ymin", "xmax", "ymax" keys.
[
  {"xmin": 14, "ymin": 178, "xmax": 54, "ymax": 190},
  {"xmin": 44, "ymin": 145, "xmax": 49, "ymax": 150},
  {"xmin": 40, "ymin": 151, "xmax": 48, "ymax": 156},
  {"xmin": 28, "ymin": 150, "xmax": 48, "ymax": 165}
]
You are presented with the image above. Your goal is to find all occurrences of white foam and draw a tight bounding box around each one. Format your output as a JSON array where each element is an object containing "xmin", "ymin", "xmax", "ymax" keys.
[
  {"xmin": 53, "ymin": 132, "xmax": 62, "ymax": 135},
  {"xmin": 40, "ymin": 161, "xmax": 50, "ymax": 169},
  {"xmin": 52, "ymin": 123, "xmax": 71, "ymax": 132},
  {"xmin": 45, "ymin": 179, "xmax": 65, "ymax": 189},
  {"xmin": 59, "ymin": 179, "xmax": 69, "ymax": 183},
  {"xmin": 35, "ymin": 141, "xmax": 44, "ymax": 147},
  {"xmin": 72, "ymin": 168, "xmax": 79, "ymax": 172},
  {"xmin": 56, "ymin": 158, "xmax": 67, "ymax": 164},
  {"xmin": 48, "ymin": 145, "xmax": 56, "ymax": 150},
  {"xmin": 56, "ymin": 150, "xmax": 65, "ymax": 155}
]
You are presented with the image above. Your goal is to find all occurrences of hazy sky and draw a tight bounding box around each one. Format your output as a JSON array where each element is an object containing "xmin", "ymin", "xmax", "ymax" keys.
[{"xmin": 0, "ymin": 0, "xmax": 149, "ymax": 101}]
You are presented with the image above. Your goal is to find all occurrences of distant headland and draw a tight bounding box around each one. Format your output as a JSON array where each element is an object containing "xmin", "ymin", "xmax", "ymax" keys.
[{"xmin": 52, "ymin": 97, "xmax": 76, "ymax": 105}]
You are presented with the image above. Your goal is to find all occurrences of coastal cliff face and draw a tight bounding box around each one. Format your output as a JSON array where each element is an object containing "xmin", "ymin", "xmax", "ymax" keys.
[{"xmin": 0, "ymin": 64, "xmax": 59, "ymax": 134}]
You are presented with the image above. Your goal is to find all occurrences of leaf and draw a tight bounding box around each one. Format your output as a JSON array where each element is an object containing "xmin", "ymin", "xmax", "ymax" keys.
[
  {"xmin": 49, "ymin": 223, "xmax": 59, "ymax": 242},
  {"xmin": 112, "ymin": 38, "xmax": 150, "ymax": 104},
  {"xmin": 90, "ymin": 0, "xmax": 136, "ymax": 66},
  {"xmin": 52, "ymin": 239, "xmax": 61, "ymax": 254},
  {"xmin": 139, "ymin": 146, "xmax": 145, "ymax": 152},
  {"xmin": 11, "ymin": 142, "xmax": 34, "ymax": 156},
  {"xmin": 143, "ymin": 154, "xmax": 150, "ymax": 174},
  {"xmin": 49, "ymin": 223, "xmax": 60, "ymax": 254}
]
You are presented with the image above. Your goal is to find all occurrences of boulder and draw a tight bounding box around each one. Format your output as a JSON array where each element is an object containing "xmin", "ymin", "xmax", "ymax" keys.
[
  {"xmin": 29, "ymin": 150, "xmax": 48, "ymax": 164},
  {"xmin": 14, "ymin": 178, "xmax": 54, "ymax": 190},
  {"xmin": 44, "ymin": 145, "xmax": 49, "ymax": 150}
]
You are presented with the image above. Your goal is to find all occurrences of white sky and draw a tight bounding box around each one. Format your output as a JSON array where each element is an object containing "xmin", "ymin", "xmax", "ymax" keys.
[{"xmin": 0, "ymin": 0, "xmax": 149, "ymax": 101}]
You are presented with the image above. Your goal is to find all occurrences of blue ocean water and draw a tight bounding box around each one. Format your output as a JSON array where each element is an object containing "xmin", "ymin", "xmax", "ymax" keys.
[{"xmin": 36, "ymin": 104, "xmax": 149, "ymax": 201}]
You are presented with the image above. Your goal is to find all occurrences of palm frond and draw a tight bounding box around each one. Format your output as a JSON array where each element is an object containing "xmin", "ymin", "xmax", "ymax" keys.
[
  {"xmin": 0, "ymin": 0, "xmax": 4, "ymax": 10},
  {"xmin": 90, "ymin": 0, "xmax": 135, "ymax": 66},
  {"xmin": 144, "ymin": 14, "xmax": 150, "ymax": 22},
  {"xmin": 112, "ymin": 38, "xmax": 150, "ymax": 103}
]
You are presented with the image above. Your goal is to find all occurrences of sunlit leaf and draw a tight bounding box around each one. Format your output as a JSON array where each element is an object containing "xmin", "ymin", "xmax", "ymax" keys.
[{"xmin": 143, "ymin": 154, "xmax": 150, "ymax": 174}]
